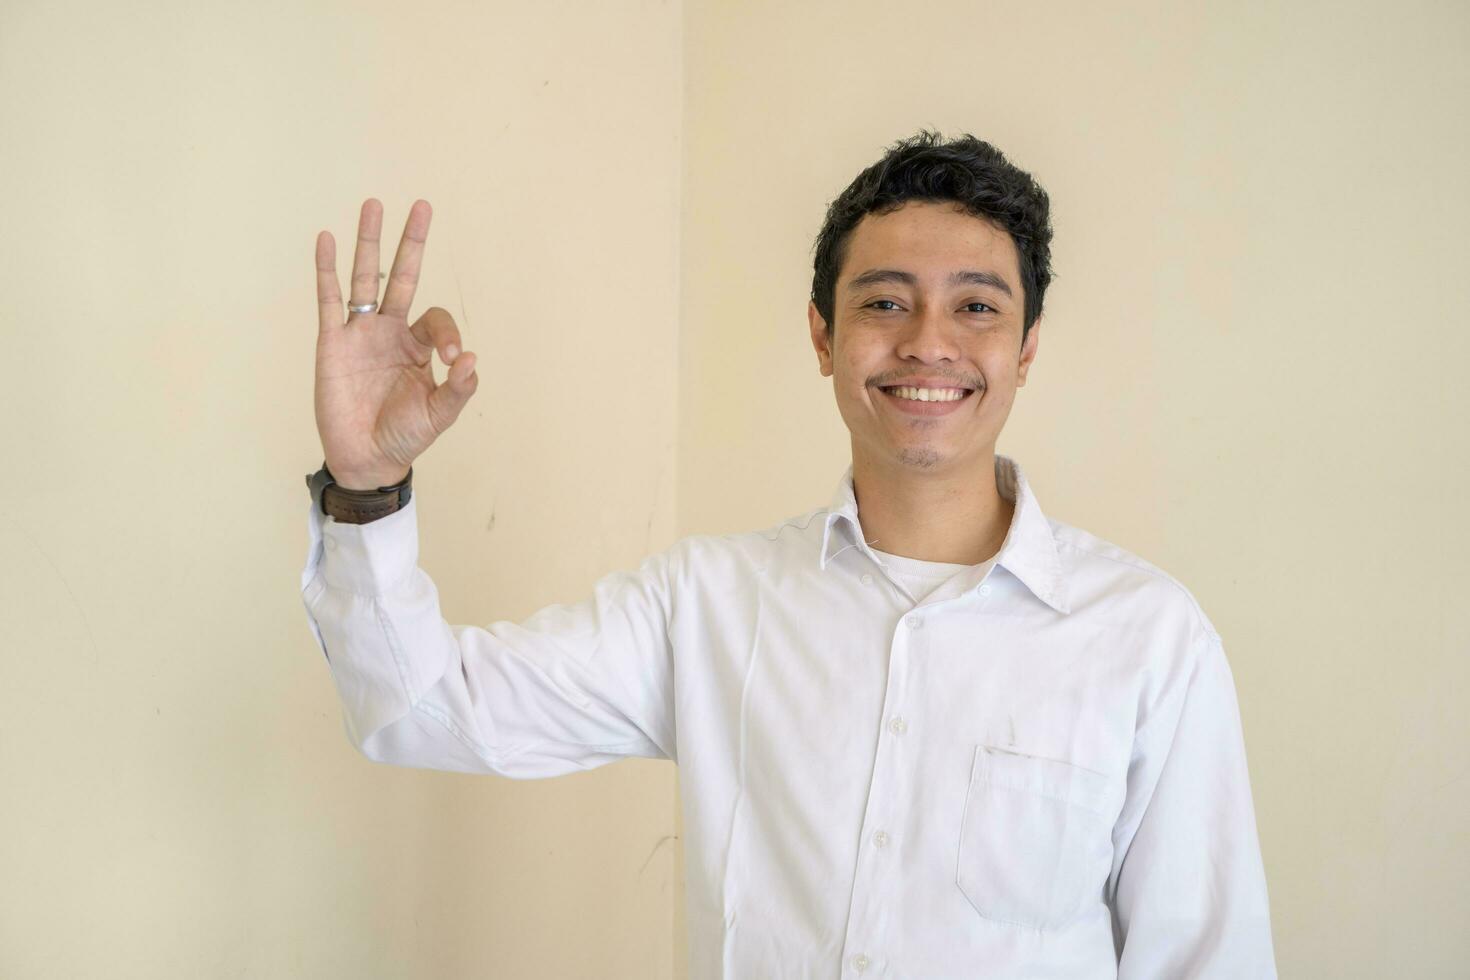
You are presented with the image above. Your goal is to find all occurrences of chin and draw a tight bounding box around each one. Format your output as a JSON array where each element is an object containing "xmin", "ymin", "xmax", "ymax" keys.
[{"xmin": 894, "ymin": 447, "xmax": 946, "ymax": 469}]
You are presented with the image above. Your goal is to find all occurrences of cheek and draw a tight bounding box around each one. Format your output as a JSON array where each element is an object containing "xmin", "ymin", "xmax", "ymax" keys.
[
  {"xmin": 831, "ymin": 354, "xmax": 868, "ymax": 394},
  {"xmin": 836, "ymin": 340, "xmax": 883, "ymax": 384},
  {"xmin": 976, "ymin": 350, "xmax": 1018, "ymax": 384}
]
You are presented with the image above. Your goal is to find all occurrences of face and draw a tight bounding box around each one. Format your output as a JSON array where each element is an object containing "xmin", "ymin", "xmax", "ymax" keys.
[{"xmin": 808, "ymin": 199, "xmax": 1041, "ymax": 477}]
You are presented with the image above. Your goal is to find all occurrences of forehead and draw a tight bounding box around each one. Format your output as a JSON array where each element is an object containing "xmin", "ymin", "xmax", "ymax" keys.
[{"xmin": 840, "ymin": 200, "xmax": 1020, "ymax": 285}]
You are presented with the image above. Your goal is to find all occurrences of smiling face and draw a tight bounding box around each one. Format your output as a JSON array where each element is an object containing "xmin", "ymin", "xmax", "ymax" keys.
[{"xmin": 808, "ymin": 199, "xmax": 1042, "ymax": 477}]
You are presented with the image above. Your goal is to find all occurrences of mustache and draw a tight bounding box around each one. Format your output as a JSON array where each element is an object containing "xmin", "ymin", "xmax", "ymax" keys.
[{"xmin": 870, "ymin": 377, "xmax": 983, "ymax": 390}]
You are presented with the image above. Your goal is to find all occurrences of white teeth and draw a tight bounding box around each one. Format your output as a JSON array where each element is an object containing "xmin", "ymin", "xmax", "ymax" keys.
[{"xmin": 887, "ymin": 386, "xmax": 967, "ymax": 402}]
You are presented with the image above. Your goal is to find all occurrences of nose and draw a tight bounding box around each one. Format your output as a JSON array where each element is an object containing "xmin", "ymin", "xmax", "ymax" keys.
[{"xmin": 894, "ymin": 302, "xmax": 960, "ymax": 363}]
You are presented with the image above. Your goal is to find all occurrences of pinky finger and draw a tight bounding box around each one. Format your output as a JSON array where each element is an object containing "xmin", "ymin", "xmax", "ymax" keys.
[{"xmin": 315, "ymin": 231, "xmax": 344, "ymax": 332}]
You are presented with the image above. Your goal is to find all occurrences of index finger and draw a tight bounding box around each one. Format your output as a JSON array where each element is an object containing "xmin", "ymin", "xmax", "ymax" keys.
[{"xmin": 379, "ymin": 199, "xmax": 433, "ymax": 320}]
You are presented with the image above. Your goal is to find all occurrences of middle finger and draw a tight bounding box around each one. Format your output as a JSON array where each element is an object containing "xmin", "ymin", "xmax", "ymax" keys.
[{"xmin": 347, "ymin": 198, "xmax": 383, "ymax": 314}]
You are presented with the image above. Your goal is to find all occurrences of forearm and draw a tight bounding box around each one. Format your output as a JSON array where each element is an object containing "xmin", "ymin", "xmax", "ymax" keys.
[{"xmin": 298, "ymin": 492, "xmax": 678, "ymax": 777}]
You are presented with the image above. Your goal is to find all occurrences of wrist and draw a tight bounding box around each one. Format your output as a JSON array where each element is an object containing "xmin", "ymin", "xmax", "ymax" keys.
[
  {"xmin": 306, "ymin": 461, "xmax": 413, "ymax": 525},
  {"xmin": 330, "ymin": 464, "xmax": 411, "ymax": 492}
]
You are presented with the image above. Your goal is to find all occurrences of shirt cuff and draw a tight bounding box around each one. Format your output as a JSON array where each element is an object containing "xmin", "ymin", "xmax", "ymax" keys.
[{"xmin": 310, "ymin": 492, "xmax": 422, "ymax": 596}]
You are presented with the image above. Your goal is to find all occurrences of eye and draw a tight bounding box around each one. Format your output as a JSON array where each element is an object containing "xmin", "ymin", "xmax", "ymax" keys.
[
  {"xmin": 964, "ymin": 302, "xmax": 995, "ymax": 314},
  {"xmin": 866, "ymin": 300, "xmax": 901, "ymax": 311}
]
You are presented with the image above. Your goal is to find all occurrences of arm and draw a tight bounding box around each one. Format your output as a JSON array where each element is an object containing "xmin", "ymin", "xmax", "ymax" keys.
[
  {"xmin": 299, "ymin": 490, "xmax": 678, "ymax": 778},
  {"xmin": 1108, "ymin": 631, "xmax": 1277, "ymax": 977},
  {"xmin": 302, "ymin": 200, "xmax": 673, "ymax": 778}
]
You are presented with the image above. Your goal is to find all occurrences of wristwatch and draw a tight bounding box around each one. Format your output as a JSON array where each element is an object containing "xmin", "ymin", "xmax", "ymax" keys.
[{"xmin": 305, "ymin": 460, "xmax": 413, "ymax": 525}]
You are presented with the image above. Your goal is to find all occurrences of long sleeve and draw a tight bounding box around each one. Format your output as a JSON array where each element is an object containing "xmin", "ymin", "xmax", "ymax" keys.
[
  {"xmin": 299, "ymin": 492, "xmax": 679, "ymax": 778},
  {"xmin": 1108, "ymin": 630, "xmax": 1277, "ymax": 978}
]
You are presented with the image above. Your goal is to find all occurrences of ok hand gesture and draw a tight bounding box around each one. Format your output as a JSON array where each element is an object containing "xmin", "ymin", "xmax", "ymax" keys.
[{"xmin": 313, "ymin": 199, "xmax": 479, "ymax": 490}]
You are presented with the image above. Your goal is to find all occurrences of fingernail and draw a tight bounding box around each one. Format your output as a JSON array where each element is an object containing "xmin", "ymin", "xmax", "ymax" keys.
[{"xmin": 445, "ymin": 344, "xmax": 459, "ymax": 360}]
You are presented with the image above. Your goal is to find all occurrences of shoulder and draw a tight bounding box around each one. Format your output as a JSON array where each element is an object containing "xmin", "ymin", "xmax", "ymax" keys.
[
  {"xmin": 658, "ymin": 505, "xmax": 828, "ymax": 581},
  {"xmin": 1048, "ymin": 516, "xmax": 1222, "ymax": 648},
  {"xmin": 1047, "ymin": 518, "xmax": 1236, "ymax": 735}
]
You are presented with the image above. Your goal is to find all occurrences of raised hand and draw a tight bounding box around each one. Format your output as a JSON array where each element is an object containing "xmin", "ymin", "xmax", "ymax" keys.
[{"xmin": 313, "ymin": 199, "xmax": 479, "ymax": 490}]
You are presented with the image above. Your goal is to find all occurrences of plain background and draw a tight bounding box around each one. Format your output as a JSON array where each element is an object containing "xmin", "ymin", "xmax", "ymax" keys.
[{"xmin": 1, "ymin": 0, "xmax": 1466, "ymax": 976}]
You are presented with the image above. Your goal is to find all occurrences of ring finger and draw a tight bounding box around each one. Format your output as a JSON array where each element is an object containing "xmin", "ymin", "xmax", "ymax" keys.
[{"xmin": 347, "ymin": 198, "xmax": 383, "ymax": 315}]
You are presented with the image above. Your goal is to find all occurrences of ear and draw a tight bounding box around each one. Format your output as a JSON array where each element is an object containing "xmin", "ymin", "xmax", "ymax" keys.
[
  {"xmin": 1016, "ymin": 315, "xmax": 1042, "ymax": 387},
  {"xmin": 808, "ymin": 300, "xmax": 834, "ymax": 377}
]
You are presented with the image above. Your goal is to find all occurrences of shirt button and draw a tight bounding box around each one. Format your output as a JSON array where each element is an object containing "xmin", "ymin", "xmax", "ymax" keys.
[
  {"xmin": 978, "ymin": 583, "xmax": 992, "ymax": 596},
  {"xmin": 872, "ymin": 830, "xmax": 889, "ymax": 848},
  {"xmin": 908, "ymin": 615, "xmax": 924, "ymax": 630},
  {"xmin": 861, "ymin": 573, "xmax": 874, "ymax": 586},
  {"xmin": 324, "ymin": 537, "xmax": 336, "ymax": 552},
  {"xmin": 852, "ymin": 953, "xmax": 870, "ymax": 972},
  {"xmin": 889, "ymin": 716, "xmax": 907, "ymax": 735}
]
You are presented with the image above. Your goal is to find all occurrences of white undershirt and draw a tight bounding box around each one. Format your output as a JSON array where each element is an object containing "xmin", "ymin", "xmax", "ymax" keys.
[{"xmin": 868, "ymin": 546, "xmax": 998, "ymax": 604}]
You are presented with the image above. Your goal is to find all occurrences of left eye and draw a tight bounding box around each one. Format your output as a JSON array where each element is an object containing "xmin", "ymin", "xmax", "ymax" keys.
[{"xmin": 964, "ymin": 303, "xmax": 994, "ymax": 314}]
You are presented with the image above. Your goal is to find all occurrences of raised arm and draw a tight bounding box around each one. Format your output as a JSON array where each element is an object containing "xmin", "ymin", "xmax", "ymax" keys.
[{"xmin": 301, "ymin": 199, "xmax": 677, "ymax": 777}]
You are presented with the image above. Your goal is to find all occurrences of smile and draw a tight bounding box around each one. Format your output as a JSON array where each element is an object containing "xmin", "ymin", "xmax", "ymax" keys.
[
  {"xmin": 882, "ymin": 386, "xmax": 968, "ymax": 402},
  {"xmin": 878, "ymin": 386, "xmax": 975, "ymax": 416}
]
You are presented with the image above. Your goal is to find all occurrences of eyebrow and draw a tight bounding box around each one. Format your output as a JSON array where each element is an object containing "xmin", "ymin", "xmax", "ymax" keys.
[{"xmin": 845, "ymin": 267, "xmax": 1014, "ymax": 299}]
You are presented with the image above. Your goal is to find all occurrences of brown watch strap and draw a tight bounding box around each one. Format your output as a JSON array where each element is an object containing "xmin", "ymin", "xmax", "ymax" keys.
[
  {"xmin": 324, "ymin": 481, "xmax": 410, "ymax": 524},
  {"xmin": 307, "ymin": 462, "xmax": 413, "ymax": 525}
]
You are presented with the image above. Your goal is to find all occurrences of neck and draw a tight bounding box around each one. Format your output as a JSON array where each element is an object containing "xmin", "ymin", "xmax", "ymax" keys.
[{"xmin": 850, "ymin": 447, "xmax": 1014, "ymax": 565}]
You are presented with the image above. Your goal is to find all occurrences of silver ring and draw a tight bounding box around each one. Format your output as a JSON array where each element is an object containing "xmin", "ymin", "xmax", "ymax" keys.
[{"xmin": 348, "ymin": 302, "xmax": 378, "ymax": 314}]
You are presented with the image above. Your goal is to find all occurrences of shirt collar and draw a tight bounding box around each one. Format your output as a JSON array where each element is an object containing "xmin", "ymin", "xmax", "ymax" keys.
[{"xmin": 818, "ymin": 453, "xmax": 1071, "ymax": 614}]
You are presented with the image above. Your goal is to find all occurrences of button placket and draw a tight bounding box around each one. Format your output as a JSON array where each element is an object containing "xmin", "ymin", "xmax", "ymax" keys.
[{"xmin": 841, "ymin": 630, "xmax": 909, "ymax": 978}]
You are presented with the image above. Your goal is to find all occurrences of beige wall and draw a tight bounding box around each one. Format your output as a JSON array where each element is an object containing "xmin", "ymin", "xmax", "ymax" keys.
[
  {"xmin": 0, "ymin": 0, "xmax": 683, "ymax": 976},
  {"xmin": 2, "ymin": 0, "xmax": 1466, "ymax": 977}
]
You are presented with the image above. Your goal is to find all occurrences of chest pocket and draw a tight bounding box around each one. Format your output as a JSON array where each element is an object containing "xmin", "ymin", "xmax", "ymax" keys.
[{"xmin": 956, "ymin": 744, "xmax": 1114, "ymax": 931}]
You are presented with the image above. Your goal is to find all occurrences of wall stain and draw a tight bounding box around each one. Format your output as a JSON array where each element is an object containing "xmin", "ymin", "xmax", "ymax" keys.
[
  {"xmin": 2, "ymin": 514, "xmax": 103, "ymax": 668},
  {"xmin": 638, "ymin": 833, "xmax": 679, "ymax": 877}
]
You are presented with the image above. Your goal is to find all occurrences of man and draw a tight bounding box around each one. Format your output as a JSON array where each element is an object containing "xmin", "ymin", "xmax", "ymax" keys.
[{"xmin": 302, "ymin": 130, "xmax": 1276, "ymax": 977}]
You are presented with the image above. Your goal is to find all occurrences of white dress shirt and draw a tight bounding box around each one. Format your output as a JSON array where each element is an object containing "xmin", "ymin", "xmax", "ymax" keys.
[{"xmin": 299, "ymin": 454, "xmax": 1276, "ymax": 979}]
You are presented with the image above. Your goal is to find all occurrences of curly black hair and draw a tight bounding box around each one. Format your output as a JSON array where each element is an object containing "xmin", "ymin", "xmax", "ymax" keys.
[{"xmin": 810, "ymin": 129, "xmax": 1055, "ymax": 346}]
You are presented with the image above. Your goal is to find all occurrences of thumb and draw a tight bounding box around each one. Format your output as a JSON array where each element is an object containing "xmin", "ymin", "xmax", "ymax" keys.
[{"xmin": 428, "ymin": 351, "xmax": 479, "ymax": 431}]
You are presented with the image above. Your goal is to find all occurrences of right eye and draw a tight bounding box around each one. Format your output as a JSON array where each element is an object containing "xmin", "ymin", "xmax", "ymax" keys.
[{"xmin": 866, "ymin": 300, "xmax": 901, "ymax": 311}]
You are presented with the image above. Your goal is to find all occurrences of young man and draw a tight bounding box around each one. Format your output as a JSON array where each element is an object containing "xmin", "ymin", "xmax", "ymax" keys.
[{"xmin": 303, "ymin": 131, "xmax": 1276, "ymax": 977}]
